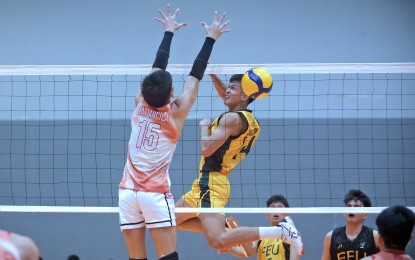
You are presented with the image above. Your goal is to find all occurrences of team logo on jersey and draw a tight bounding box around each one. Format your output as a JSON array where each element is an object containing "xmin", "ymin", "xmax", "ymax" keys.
[
  {"xmin": 360, "ymin": 242, "xmax": 365, "ymax": 248},
  {"xmin": 338, "ymin": 244, "xmax": 343, "ymax": 249}
]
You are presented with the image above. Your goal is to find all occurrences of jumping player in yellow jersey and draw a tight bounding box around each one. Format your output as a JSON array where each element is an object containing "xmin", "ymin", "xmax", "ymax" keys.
[
  {"xmin": 186, "ymin": 73, "xmax": 260, "ymax": 210},
  {"xmin": 175, "ymin": 74, "xmax": 304, "ymax": 256}
]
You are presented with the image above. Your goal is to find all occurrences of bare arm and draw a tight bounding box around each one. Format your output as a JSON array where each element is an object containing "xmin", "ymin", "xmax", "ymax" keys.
[
  {"xmin": 208, "ymin": 74, "xmax": 227, "ymax": 99},
  {"xmin": 135, "ymin": 4, "xmax": 187, "ymax": 106},
  {"xmin": 290, "ymin": 244, "xmax": 301, "ymax": 260},
  {"xmin": 173, "ymin": 11, "xmax": 230, "ymax": 131},
  {"xmin": 321, "ymin": 231, "xmax": 332, "ymax": 260},
  {"xmin": 199, "ymin": 112, "xmax": 243, "ymax": 157},
  {"xmin": 171, "ymin": 76, "xmax": 200, "ymax": 132}
]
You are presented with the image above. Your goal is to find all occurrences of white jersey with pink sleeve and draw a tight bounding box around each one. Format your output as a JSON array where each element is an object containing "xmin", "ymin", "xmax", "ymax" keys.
[{"xmin": 119, "ymin": 100, "xmax": 180, "ymax": 193}]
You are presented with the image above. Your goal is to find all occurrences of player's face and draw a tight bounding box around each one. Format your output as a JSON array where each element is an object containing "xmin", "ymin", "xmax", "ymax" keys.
[
  {"xmin": 224, "ymin": 81, "xmax": 246, "ymax": 108},
  {"xmin": 344, "ymin": 199, "xmax": 368, "ymax": 223},
  {"xmin": 266, "ymin": 201, "xmax": 288, "ymax": 226}
]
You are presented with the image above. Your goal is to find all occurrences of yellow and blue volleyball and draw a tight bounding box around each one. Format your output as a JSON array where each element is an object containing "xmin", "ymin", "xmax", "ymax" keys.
[{"xmin": 241, "ymin": 68, "xmax": 273, "ymax": 99}]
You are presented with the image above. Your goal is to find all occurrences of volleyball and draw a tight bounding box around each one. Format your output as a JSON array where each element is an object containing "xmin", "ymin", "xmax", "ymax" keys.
[{"xmin": 241, "ymin": 68, "xmax": 273, "ymax": 99}]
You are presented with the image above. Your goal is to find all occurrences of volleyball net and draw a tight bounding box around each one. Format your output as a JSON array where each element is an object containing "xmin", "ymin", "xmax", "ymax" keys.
[{"xmin": 0, "ymin": 63, "xmax": 414, "ymax": 214}]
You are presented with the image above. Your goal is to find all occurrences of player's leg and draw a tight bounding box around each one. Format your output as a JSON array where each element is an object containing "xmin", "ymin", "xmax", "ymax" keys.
[
  {"xmin": 175, "ymin": 198, "xmax": 197, "ymax": 223},
  {"xmin": 198, "ymin": 212, "xmax": 227, "ymax": 250},
  {"xmin": 225, "ymin": 217, "xmax": 248, "ymax": 256},
  {"xmin": 141, "ymin": 191, "xmax": 178, "ymax": 259},
  {"xmin": 199, "ymin": 212, "xmax": 266, "ymax": 250},
  {"xmin": 176, "ymin": 217, "xmax": 204, "ymax": 232},
  {"xmin": 184, "ymin": 172, "xmax": 235, "ymax": 248},
  {"xmin": 175, "ymin": 189, "xmax": 203, "ymax": 232},
  {"xmin": 122, "ymin": 228, "xmax": 147, "ymax": 259},
  {"xmin": 149, "ymin": 227, "xmax": 178, "ymax": 259},
  {"xmin": 199, "ymin": 213, "xmax": 261, "ymax": 250},
  {"xmin": 119, "ymin": 188, "xmax": 148, "ymax": 259},
  {"xmin": 200, "ymin": 213, "xmax": 304, "ymax": 255},
  {"xmin": 225, "ymin": 216, "xmax": 304, "ymax": 255}
]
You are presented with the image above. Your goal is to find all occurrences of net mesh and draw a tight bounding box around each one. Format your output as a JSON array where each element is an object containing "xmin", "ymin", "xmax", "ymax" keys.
[{"xmin": 0, "ymin": 63, "xmax": 414, "ymax": 212}]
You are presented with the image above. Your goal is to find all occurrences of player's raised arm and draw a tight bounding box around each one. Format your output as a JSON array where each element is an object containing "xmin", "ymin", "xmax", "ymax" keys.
[
  {"xmin": 152, "ymin": 3, "xmax": 187, "ymax": 73},
  {"xmin": 135, "ymin": 4, "xmax": 187, "ymax": 106},
  {"xmin": 172, "ymin": 11, "xmax": 230, "ymax": 127},
  {"xmin": 209, "ymin": 73, "xmax": 227, "ymax": 99}
]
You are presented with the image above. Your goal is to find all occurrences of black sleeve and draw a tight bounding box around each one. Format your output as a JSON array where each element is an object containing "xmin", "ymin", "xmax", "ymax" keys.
[
  {"xmin": 189, "ymin": 37, "xmax": 216, "ymax": 81},
  {"xmin": 152, "ymin": 31, "xmax": 174, "ymax": 70}
]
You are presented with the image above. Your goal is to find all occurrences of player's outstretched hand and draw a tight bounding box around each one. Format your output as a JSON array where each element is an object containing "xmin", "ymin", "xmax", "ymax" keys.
[
  {"xmin": 155, "ymin": 3, "xmax": 188, "ymax": 33},
  {"xmin": 201, "ymin": 11, "xmax": 230, "ymax": 40}
]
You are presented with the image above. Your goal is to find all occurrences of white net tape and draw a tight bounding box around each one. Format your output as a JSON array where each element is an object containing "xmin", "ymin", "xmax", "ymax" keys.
[
  {"xmin": 0, "ymin": 63, "xmax": 414, "ymax": 75},
  {"xmin": 1, "ymin": 205, "xmax": 415, "ymax": 214}
]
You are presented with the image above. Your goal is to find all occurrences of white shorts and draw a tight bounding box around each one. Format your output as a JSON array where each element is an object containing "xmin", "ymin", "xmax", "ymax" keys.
[{"xmin": 118, "ymin": 188, "xmax": 176, "ymax": 230}]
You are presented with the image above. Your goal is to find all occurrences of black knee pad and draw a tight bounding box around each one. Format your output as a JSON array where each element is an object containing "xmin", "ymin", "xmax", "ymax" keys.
[{"xmin": 159, "ymin": 251, "xmax": 179, "ymax": 260}]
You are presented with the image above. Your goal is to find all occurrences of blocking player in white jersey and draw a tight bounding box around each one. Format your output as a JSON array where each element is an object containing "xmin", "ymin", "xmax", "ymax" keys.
[{"xmin": 118, "ymin": 4, "xmax": 230, "ymax": 260}]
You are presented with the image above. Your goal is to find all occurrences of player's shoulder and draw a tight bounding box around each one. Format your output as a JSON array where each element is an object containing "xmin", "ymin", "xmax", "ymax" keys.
[
  {"xmin": 218, "ymin": 111, "xmax": 243, "ymax": 125},
  {"xmin": 363, "ymin": 225, "xmax": 376, "ymax": 231},
  {"xmin": 325, "ymin": 230, "xmax": 334, "ymax": 238},
  {"xmin": 238, "ymin": 109, "xmax": 259, "ymax": 124},
  {"xmin": 327, "ymin": 227, "xmax": 346, "ymax": 238}
]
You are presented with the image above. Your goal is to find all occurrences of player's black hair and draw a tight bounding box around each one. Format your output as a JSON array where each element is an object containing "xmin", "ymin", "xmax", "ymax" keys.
[
  {"xmin": 376, "ymin": 205, "xmax": 415, "ymax": 251},
  {"xmin": 230, "ymin": 74, "xmax": 243, "ymax": 82},
  {"xmin": 141, "ymin": 70, "xmax": 172, "ymax": 108},
  {"xmin": 266, "ymin": 194, "xmax": 290, "ymax": 208},
  {"xmin": 343, "ymin": 189, "xmax": 372, "ymax": 207},
  {"xmin": 229, "ymin": 74, "xmax": 255, "ymax": 104}
]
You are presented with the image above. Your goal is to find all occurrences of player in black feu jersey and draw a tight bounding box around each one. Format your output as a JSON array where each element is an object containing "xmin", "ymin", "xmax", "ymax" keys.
[{"xmin": 321, "ymin": 189, "xmax": 379, "ymax": 260}]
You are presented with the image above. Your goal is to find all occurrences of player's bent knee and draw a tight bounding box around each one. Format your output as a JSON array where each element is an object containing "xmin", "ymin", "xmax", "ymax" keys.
[{"xmin": 206, "ymin": 236, "xmax": 226, "ymax": 250}]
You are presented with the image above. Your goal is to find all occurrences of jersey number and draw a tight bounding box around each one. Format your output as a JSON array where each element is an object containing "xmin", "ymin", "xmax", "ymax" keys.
[{"xmin": 135, "ymin": 120, "xmax": 160, "ymax": 151}]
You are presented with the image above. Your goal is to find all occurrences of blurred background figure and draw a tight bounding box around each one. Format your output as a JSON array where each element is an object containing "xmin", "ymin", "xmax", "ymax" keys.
[
  {"xmin": 0, "ymin": 230, "xmax": 40, "ymax": 260},
  {"xmin": 361, "ymin": 205, "xmax": 414, "ymax": 260}
]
